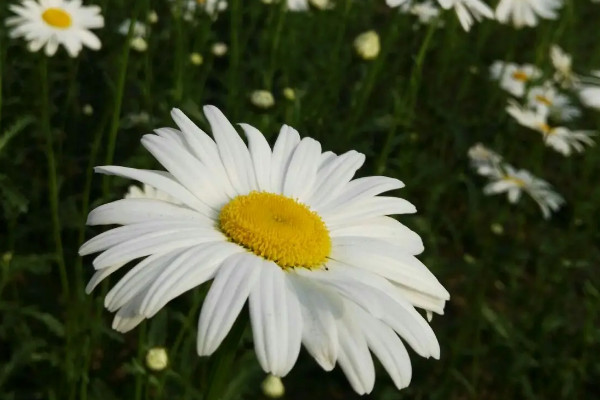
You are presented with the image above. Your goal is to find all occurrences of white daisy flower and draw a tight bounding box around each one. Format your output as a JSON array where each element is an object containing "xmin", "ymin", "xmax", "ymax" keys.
[
  {"xmin": 526, "ymin": 84, "xmax": 581, "ymax": 122},
  {"xmin": 542, "ymin": 127, "xmax": 595, "ymax": 156},
  {"xmin": 490, "ymin": 61, "xmax": 542, "ymax": 97},
  {"xmin": 170, "ymin": 0, "xmax": 228, "ymax": 20},
  {"xmin": 6, "ymin": 0, "xmax": 104, "ymax": 57},
  {"xmin": 506, "ymin": 100, "xmax": 595, "ymax": 156},
  {"xmin": 399, "ymin": 1, "xmax": 443, "ymax": 25},
  {"xmin": 495, "ymin": 0, "xmax": 563, "ymax": 28},
  {"xmin": 550, "ymin": 44, "xmax": 579, "ymax": 88},
  {"xmin": 483, "ymin": 165, "xmax": 564, "ymax": 219},
  {"xmin": 467, "ymin": 143, "xmax": 503, "ymax": 177},
  {"xmin": 388, "ymin": 0, "xmax": 492, "ymax": 31},
  {"xmin": 80, "ymin": 106, "xmax": 449, "ymax": 394},
  {"xmin": 577, "ymin": 71, "xmax": 600, "ymax": 110},
  {"xmin": 437, "ymin": 0, "xmax": 493, "ymax": 31}
]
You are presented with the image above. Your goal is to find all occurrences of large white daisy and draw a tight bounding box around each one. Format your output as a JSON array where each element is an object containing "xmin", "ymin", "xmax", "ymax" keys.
[
  {"xmin": 6, "ymin": 0, "xmax": 104, "ymax": 57},
  {"xmin": 80, "ymin": 106, "xmax": 449, "ymax": 394}
]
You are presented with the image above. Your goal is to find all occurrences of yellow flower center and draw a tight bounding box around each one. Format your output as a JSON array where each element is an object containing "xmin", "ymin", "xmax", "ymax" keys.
[
  {"xmin": 503, "ymin": 176, "xmax": 525, "ymax": 187},
  {"xmin": 219, "ymin": 192, "xmax": 331, "ymax": 270},
  {"xmin": 511, "ymin": 70, "xmax": 529, "ymax": 82},
  {"xmin": 42, "ymin": 8, "xmax": 72, "ymax": 29},
  {"xmin": 535, "ymin": 95, "xmax": 553, "ymax": 106},
  {"xmin": 538, "ymin": 123, "xmax": 554, "ymax": 135}
]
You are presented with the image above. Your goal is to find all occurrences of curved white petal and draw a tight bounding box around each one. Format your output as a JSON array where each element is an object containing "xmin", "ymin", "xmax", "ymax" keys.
[
  {"xmin": 270, "ymin": 125, "xmax": 301, "ymax": 194},
  {"xmin": 282, "ymin": 137, "xmax": 322, "ymax": 201},
  {"xmin": 240, "ymin": 123, "xmax": 273, "ymax": 192},
  {"xmin": 249, "ymin": 261, "xmax": 303, "ymax": 376},
  {"xmin": 197, "ymin": 253, "xmax": 261, "ymax": 356}
]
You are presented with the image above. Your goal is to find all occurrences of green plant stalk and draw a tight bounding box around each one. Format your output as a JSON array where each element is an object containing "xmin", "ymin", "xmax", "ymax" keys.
[
  {"xmin": 134, "ymin": 325, "xmax": 147, "ymax": 400},
  {"xmin": 265, "ymin": 1, "xmax": 286, "ymax": 87},
  {"xmin": 348, "ymin": 21, "xmax": 401, "ymax": 136},
  {"xmin": 173, "ymin": 0, "xmax": 185, "ymax": 103},
  {"xmin": 40, "ymin": 58, "xmax": 69, "ymax": 300},
  {"xmin": 228, "ymin": 0, "xmax": 242, "ymax": 118},
  {"xmin": 102, "ymin": 16, "xmax": 136, "ymax": 198},
  {"xmin": 375, "ymin": 22, "xmax": 436, "ymax": 174},
  {"xmin": 204, "ymin": 317, "xmax": 248, "ymax": 400}
]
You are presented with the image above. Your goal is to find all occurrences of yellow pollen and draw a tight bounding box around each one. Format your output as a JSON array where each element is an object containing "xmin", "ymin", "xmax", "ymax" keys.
[
  {"xmin": 535, "ymin": 95, "xmax": 553, "ymax": 106},
  {"xmin": 503, "ymin": 176, "xmax": 525, "ymax": 187},
  {"xmin": 511, "ymin": 70, "xmax": 529, "ymax": 82},
  {"xmin": 219, "ymin": 192, "xmax": 331, "ymax": 270},
  {"xmin": 42, "ymin": 8, "xmax": 72, "ymax": 29},
  {"xmin": 538, "ymin": 123, "xmax": 554, "ymax": 135}
]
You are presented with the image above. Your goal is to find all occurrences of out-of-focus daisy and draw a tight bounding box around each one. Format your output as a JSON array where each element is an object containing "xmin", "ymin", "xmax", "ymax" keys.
[
  {"xmin": 81, "ymin": 106, "xmax": 449, "ymax": 394},
  {"xmin": 399, "ymin": 1, "xmax": 443, "ymax": 25},
  {"xmin": 467, "ymin": 143, "xmax": 503, "ymax": 176},
  {"xmin": 118, "ymin": 20, "xmax": 148, "ymax": 52},
  {"xmin": 550, "ymin": 45, "xmax": 579, "ymax": 88},
  {"xmin": 437, "ymin": 0, "xmax": 493, "ymax": 31},
  {"xmin": 577, "ymin": 71, "xmax": 600, "ymax": 110},
  {"xmin": 495, "ymin": 0, "xmax": 563, "ymax": 28},
  {"xmin": 170, "ymin": 0, "xmax": 227, "ymax": 20},
  {"xmin": 353, "ymin": 30, "xmax": 380, "ymax": 60},
  {"xmin": 490, "ymin": 61, "xmax": 541, "ymax": 97},
  {"xmin": 483, "ymin": 165, "xmax": 564, "ymax": 219},
  {"xmin": 6, "ymin": 0, "xmax": 104, "ymax": 57},
  {"xmin": 526, "ymin": 84, "xmax": 581, "ymax": 121},
  {"xmin": 388, "ymin": 0, "xmax": 492, "ymax": 31},
  {"xmin": 506, "ymin": 100, "xmax": 595, "ymax": 156}
]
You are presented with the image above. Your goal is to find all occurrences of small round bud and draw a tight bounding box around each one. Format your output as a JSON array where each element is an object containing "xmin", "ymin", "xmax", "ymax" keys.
[
  {"xmin": 353, "ymin": 30, "xmax": 380, "ymax": 60},
  {"xmin": 250, "ymin": 90, "xmax": 275, "ymax": 109},
  {"xmin": 282, "ymin": 87, "xmax": 296, "ymax": 101},
  {"xmin": 212, "ymin": 42, "xmax": 228, "ymax": 57},
  {"xmin": 190, "ymin": 52, "xmax": 204, "ymax": 66},
  {"xmin": 261, "ymin": 374, "xmax": 285, "ymax": 398},
  {"xmin": 145, "ymin": 347, "xmax": 168, "ymax": 371}
]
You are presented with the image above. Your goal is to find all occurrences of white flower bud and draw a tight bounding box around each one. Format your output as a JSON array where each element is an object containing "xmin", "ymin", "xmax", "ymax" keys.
[{"xmin": 353, "ymin": 30, "xmax": 380, "ymax": 60}]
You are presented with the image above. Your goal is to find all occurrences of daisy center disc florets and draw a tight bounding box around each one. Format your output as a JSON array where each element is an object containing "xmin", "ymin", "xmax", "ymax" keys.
[
  {"xmin": 219, "ymin": 191, "xmax": 331, "ymax": 270},
  {"xmin": 42, "ymin": 8, "xmax": 72, "ymax": 29}
]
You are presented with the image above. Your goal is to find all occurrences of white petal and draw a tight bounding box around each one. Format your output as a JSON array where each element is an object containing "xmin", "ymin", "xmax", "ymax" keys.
[
  {"xmin": 170, "ymin": 108, "xmax": 237, "ymax": 198},
  {"xmin": 239, "ymin": 123, "xmax": 273, "ymax": 192},
  {"xmin": 197, "ymin": 253, "xmax": 261, "ymax": 356},
  {"xmin": 353, "ymin": 304, "xmax": 412, "ymax": 390},
  {"xmin": 282, "ymin": 137, "xmax": 321, "ymax": 201},
  {"xmin": 86, "ymin": 198, "xmax": 209, "ymax": 226},
  {"xmin": 94, "ymin": 166, "xmax": 215, "ymax": 217},
  {"xmin": 141, "ymin": 135, "xmax": 229, "ymax": 209},
  {"xmin": 270, "ymin": 125, "xmax": 301, "ymax": 194},
  {"xmin": 249, "ymin": 261, "xmax": 303, "ymax": 376},
  {"xmin": 329, "ymin": 216, "xmax": 424, "ymax": 255},
  {"xmin": 316, "ymin": 176, "xmax": 404, "ymax": 214},
  {"xmin": 139, "ymin": 242, "xmax": 244, "ymax": 317},
  {"xmin": 203, "ymin": 105, "xmax": 257, "ymax": 194},
  {"xmin": 80, "ymin": 220, "xmax": 210, "ymax": 255},
  {"xmin": 287, "ymin": 274, "xmax": 342, "ymax": 371},
  {"xmin": 306, "ymin": 151, "xmax": 365, "ymax": 207},
  {"xmin": 91, "ymin": 228, "xmax": 223, "ymax": 269},
  {"xmin": 85, "ymin": 263, "xmax": 124, "ymax": 293},
  {"xmin": 323, "ymin": 196, "xmax": 417, "ymax": 229},
  {"xmin": 336, "ymin": 304, "xmax": 375, "ymax": 395}
]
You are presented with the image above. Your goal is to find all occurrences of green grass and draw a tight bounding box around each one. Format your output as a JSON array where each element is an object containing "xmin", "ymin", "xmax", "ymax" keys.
[{"xmin": 1, "ymin": 1, "xmax": 599, "ymax": 399}]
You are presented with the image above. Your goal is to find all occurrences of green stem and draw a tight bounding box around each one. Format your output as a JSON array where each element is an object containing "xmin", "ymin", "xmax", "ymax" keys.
[
  {"xmin": 173, "ymin": 0, "xmax": 184, "ymax": 103},
  {"xmin": 228, "ymin": 0, "xmax": 242, "ymax": 118},
  {"xmin": 134, "ymin": 325, "xmax": 147, "ymax": 400},
  {"xmin": 40, "ymin": 57, "xmax": 69, "ymax": 300},
  {"xmin": 375, "ymin": 23, "xmax": 436, "ymax": 174},
  {"xmin": 102, "ymin": 14, "xmax": 136, "ymax": 198},
  {"xmin": 204, "ymin": 317, "xmax": 248, "ymax": 400}
]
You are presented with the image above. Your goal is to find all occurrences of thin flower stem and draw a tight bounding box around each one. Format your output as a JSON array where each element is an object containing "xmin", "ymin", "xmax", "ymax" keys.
[
  {"xmin": 204, "ymin": 317, "xmax": 248, "ymax": 400},
  {"xmin": 228, "ymin": 0, "xmax": 242, "ymax": 119},
  {"xmin": 40, "ymin": 57, "xmax": 69, "ymax": 300},
  {"xmin": 102, "ymin": 14, "xmax": 137, "ymax": 198},
  {"xmin": 134, "ymin": 325, "xmax": 147, "ymax": 400},
  {"xmin": 173, "ymin": 0, "xmax": 184, "ymax": 102},
  {"xmin": 376, "ymin": 23, "xmax": 436, "ymax": 174}
]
